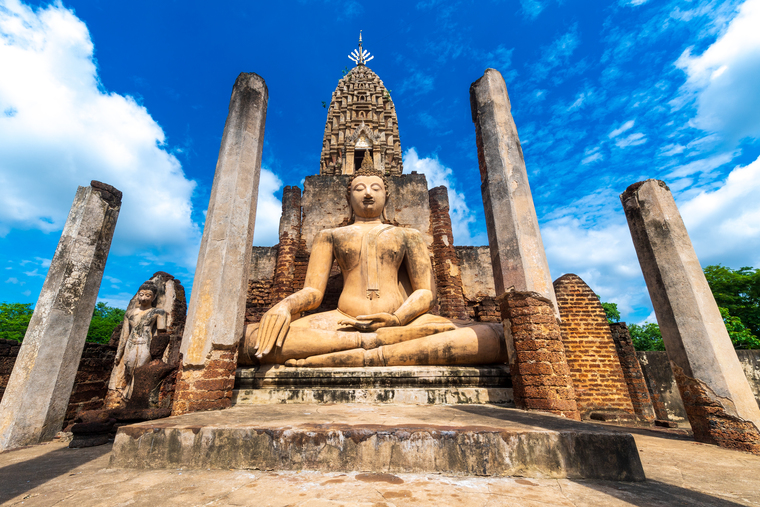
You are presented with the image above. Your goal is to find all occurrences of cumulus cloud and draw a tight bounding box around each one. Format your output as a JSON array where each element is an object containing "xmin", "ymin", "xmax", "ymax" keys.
[
  {"xmin": 680, "ymin": 155, "xmax": 760, "ymax": 268},
  {"xmin": 0, "ymin": 1, "xmax": 200, "ymax": 266},
  {"xmin": 676, "ymin": 0, "xmax": 760, "ymax": 147},
  {"xmin": 252, "ymin": 168, "xmax": 283, "ymax": 246},
  {"xmin": 403, "ymin": 148, "xmax": 485, "ymax": 246}
]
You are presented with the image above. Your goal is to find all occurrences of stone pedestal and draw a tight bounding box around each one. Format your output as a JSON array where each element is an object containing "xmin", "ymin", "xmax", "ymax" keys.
[
  {"xmin": 110, "ymin": 404, "xmax": 644, "ymax": 481},
  {"xmin": 621, "ymin": 179, "xmax": 760, "ymax": 453},
  {"xmin": 469, "ymin": 68, "xmax": 557, "ymax": 311},
  {"xmin": 174, "ymin": 73, "xmax": 268, "ymax": 415},
  {"xmin": 0, "ymin": 181, "xmax": 121, "ymax": 451},
  {"xmin": 234, "ymin": 365, "xmax": 513, "ymax": 405}
]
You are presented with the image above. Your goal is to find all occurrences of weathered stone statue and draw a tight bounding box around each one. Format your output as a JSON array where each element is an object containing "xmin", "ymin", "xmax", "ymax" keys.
[
  {"xmin": 108, "ymin": 282, "xmax": 167, "ymax": 402},
  {"xmin": 240, "ymin": 156, "xmax": 506, "ymax": 367}
]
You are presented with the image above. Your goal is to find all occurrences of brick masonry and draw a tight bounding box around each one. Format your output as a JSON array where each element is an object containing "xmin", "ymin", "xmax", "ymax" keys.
[
  {"xmin": 609, "ymin": 323, "xmax": 656, "ymax": 422},
  {"xmin": 553, "ymin": 274, "xmax": 636, "ymax": 420},
  {"xmin": 499, "ymin": 291, "xmax": 580, "ymax": 420},
  {"xmin": 271, "ymin": 186, "xmax": 301, "ymax": 304},
  {"xmin": 428, "ymin": 186, "xmax": 469, "ymax": 321},
  {"xmin": 172, "ymin": 347, "xmax": 238, "ymax": 415},
  {"xmin": 1, "ymin": 339, "xmax": 115, "ymax": 428},
  {"xmin": 672, "ymin": 362, "xmax": 760, "ymax": 455}
]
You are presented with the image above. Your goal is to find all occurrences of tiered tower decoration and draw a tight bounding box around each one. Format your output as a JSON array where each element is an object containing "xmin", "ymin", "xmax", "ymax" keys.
[{"xmin": 320, "ymin": 33, "xmax": 403, "ymax": 176}]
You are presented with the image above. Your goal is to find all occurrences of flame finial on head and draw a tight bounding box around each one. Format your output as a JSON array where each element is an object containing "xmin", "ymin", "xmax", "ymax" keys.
[{"xmin": 348, "ymin": 31, "xmax": 374, "ymax": 66}]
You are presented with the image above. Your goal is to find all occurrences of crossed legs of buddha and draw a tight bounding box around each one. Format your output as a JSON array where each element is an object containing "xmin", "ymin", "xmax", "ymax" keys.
[{"xmin": 239, "ymin": 310, "xmax": 507, "ymax": 367}]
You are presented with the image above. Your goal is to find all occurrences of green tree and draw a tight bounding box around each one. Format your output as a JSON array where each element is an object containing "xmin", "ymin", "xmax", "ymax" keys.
[
  {"xmin": 704, "ymin": 264, "xmax": 760, "ymax": 338},
  {"xmin": 86, "ymin": 302, "xmax": 126, "ymax": 344},
  {"xmin": 628, "ymin": 322, "xmax": 665, "ymax": 351},
  {"xmin": 0, "ymin": 302, "xmax": 34, "ymax": 342},
  {"xmin": 719, "ymin": 307, "xmax": 760, "ymax": 349}
]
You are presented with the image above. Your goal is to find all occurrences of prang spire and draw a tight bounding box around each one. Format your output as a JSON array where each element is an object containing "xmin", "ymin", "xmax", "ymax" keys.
[{"xmin": 348, "ymin": 31, "xmax": 374, "ymax": 66}]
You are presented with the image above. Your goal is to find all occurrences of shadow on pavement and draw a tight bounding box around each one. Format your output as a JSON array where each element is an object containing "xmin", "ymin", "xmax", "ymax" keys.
[
  {"xmin": 0, "ymin": 443, "xmax": 111, "ymax": 504},
  {"xmin": 572, "ymin": 478, "xmax": 750, "ymax": 507}
]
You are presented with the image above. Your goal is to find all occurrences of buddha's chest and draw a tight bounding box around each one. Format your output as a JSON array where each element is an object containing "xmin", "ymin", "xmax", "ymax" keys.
[{"xmin": 333, "ymin": 226, "xmax": 405, "ymax": 274}]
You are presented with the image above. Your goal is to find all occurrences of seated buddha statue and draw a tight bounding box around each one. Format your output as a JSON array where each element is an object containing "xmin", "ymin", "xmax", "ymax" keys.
[{"xmin": 239, "ymin": 154, "xmax": 506, "ymax": 368}]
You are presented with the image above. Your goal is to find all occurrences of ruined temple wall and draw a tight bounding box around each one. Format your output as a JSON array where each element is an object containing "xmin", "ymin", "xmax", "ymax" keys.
[
  {"xmin": 553, "ymin": 274, "xmax": 636, "ymax": 420},
  {"xmin": 456, "ymin": 246, "xmax": 499, "ymax": 322},
  {"xmin": 246, "ymin": 246, "xmax": 277, "ymax": 324},
  {"xmin": 1, "ymin": 339, "xmax": 115, "ymax": 427}
]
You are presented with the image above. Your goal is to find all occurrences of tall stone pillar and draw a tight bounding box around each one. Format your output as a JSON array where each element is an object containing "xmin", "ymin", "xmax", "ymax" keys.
[
  {"xmin": 469, "ymin": 68, "xmax": 558, "ymax": 312},
  {"xmin": 174, "ymin": 73, "xmax": 268, "ymax": 415},
  {"xmin": 621, "ymin": 179, "xmax": 760, "ymax": 453},
  {"xmin": 428, "ymin": 186, "xmax": 468, "ymax": 320},
  {"xmin": 0, "ymin": 181, "xmax": 121, "ymax": 451},
  {"xmin": 271, "ymin": 186, "xmax": 302, "ymax": 303}
]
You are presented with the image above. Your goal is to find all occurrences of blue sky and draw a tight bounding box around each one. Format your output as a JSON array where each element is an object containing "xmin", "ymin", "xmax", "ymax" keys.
[{"xmin": 2, "ymin": 0, "xmax": 760, "ymax": 324}]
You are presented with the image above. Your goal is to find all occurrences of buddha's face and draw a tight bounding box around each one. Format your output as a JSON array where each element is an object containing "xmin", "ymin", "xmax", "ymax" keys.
[
  {"xmin": 349, "ymin": 175, "xmax": 387, "ymax": 219},
  {"xmin": 137, "ymin": 289, "xmax": 155, "ymax": 307}
]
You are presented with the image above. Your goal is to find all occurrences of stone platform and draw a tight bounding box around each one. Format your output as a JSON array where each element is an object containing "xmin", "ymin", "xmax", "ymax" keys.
[
  {"xmin": 109, "ymin": 403, "xmax": 645, "ymax": 481},
  {"xmin": 233, "ymin": 365, "xmax": 513, "ymax": 405}
]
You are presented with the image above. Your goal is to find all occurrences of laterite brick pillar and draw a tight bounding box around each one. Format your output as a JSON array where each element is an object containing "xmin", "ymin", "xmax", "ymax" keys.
[
  {"xmin": 610, "ymin": 323, "xmax": 656, "ymax": 423},
  {"xmin": 553, "ymin": 274, "xmax": 636, "ymax": 421},
  {"xmin": 271, "ymin": 186, "xmax": 302, "ymax": 303},
  {"xmin": 499, "ymin": 291, "xmax": 580, "ymax": 420},
  {"xmin": 429, "ymin": 186, "xmax": 468, "ymax": 320}
]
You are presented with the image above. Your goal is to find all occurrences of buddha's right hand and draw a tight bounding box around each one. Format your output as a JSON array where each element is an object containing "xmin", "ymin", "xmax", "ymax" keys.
[{"xmin": 255, "ymin": 303, "xmax": 291, "ymax": 357}]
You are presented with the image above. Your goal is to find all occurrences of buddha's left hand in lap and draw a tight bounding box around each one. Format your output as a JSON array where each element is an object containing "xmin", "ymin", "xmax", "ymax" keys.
[{"xmin": 339, "ymin": 312, "xmax": 401, "ymax": 332}]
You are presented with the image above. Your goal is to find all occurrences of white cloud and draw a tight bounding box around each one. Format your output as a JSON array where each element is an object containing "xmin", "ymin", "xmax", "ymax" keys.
[
  {"xmin": 252, "ymin": 168, "xmax": 283, "ymax": 246},
  {"xmin": 581, "ymin": 146, "xmax": 603, "ymax": 165},
  {"xmin": 676, "ymin": 0, "xmax": 760, "ymax": 146},
  {"xmin": 609, "ymin": 120, "xmax": 635, "ymax": 138},
  {"xmin": 98, "ymin": 293, "xmax": 135, "ymax": 311},
  {"xmin": 22, "ymin": 289, "xmax": 31, "ymax": 297},
  {"xmin": 615, "ymin": 132, "xmax": 647, "ymax": 148},
  {"xmin": 403, "ymin": 148, "xmax": 485, "ymax": 246},
  {"xmin": 23, "ymin": 269, "xmax": 43, "ymax": 278},
  {"xmin": 0, "ymin": 1, "xmax": 200, "ymax": 266},
  {"xmin": 680, "ymin": 155, "xmax": 760, "ymax": 268},
  {"xmin": 520, "ymin": 0, "xmax": 545, "ymax": 20},
  {"xmin": 5, "ymin": 277, "xmax": 19, "ymax": 284}
]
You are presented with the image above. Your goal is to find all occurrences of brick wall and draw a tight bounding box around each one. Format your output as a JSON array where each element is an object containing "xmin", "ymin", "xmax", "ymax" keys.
[
  {"xmin": 1, "ymin": 339, "xmax": 115, "ymax": 427},
  {"xmin": 553, "ymin": 274, "xmax": 635, "ymax": 420},
  {"xmin": 271, "ymin": 186, "xmax": 301, "ymax": 303},
  {"xmin": 428, "ymin": 186, "xmax": 468, "ymax": 320},
  {"xmin": 172, "ymin": 347, "xmax": 237, "ymax": 415},
  {"xmin": 609, "ymin": 323, "xmax": 656, "ymax": 422},
  {"xmin": 499, "ymin": 291, "xmax": 580, "ymax": 420}
]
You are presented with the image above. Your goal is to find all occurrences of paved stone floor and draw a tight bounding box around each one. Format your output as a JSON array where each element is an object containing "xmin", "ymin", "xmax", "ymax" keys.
[{"xmin": 1, "ymin": 423, "xmax": 759, "ymax": 506}]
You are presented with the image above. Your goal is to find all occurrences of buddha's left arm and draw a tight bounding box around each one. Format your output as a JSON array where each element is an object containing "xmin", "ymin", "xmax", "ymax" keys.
[{"xmin": 393, "ymin": 230, "xmax": 435, "ymax": 325}]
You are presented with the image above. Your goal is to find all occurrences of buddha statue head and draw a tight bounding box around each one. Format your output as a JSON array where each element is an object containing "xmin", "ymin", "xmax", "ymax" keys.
[
  {"xmin": 346, "ymin": 152, "xmax": 390, "ymax": 223},
  {"xmin": 136, "ymin": 281, "xmax": 158, "ymax": 308}
]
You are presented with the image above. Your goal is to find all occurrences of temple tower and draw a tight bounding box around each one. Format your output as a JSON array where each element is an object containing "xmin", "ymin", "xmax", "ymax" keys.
[{"xmin": 319, "ymin": 35, "xmax": 403, "ymax": 176}]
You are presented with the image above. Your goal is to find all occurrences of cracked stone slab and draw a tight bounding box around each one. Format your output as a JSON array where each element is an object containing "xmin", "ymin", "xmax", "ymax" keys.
[{"xmin": 108, "ymin": 403, "xmax": 644, "ymax": 481}]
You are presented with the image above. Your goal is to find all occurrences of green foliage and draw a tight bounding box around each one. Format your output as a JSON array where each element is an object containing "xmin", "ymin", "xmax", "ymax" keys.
[
  {"xmin": 86, "ymin": 302, "xmax": 126, "ymax": 344},
  {"xmin": 321, "ymin": 101, "xmax": 327, "ymax": 108},
  {"xmin": 704, "ymin": 264, "xmax": 760, "ymax": 338},
  {"xmin": 0, "ymin": 302, "xmax": 34, "ymax": 342},
  {"xmin": 719, "ymin": 307, "xmax": 760, "ymax": 350},
  {"xmin": 629, "ymin": 322, "xmax": 665, "ymax": 351}
]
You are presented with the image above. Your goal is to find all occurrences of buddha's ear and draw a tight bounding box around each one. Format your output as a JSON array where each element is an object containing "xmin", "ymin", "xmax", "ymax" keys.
[{"xmin": 382, "ymin": 207, "xmax": 389, "ymax": 223}]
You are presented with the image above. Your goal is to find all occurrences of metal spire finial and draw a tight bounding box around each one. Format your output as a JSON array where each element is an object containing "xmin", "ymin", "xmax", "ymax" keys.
[{"xmin": 348, "ymin": 31, "xmax": 374, "ymax": 67}]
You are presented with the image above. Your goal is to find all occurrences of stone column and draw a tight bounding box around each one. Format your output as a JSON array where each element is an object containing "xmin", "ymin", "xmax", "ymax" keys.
[
  {"xmin": 428, "ymin": 186, "xmax": 468, "ymax": 320},
  {"xmin": 271, "ymin": 186, "xmax": 301, "ymax": 303},
  {"xmin": 469, "ymin": 68, "xmax": 558, "ymax": 313},
  {"xmin": 621, "ymin": 179, "xmax": 760, "ymax": 453},
  {"xmin": 174, "ymin": 73, "xmax": 268, "ymax": 415},
  {"xmin": 0, "ymin": 181, "xmax": 121, "ymax": 451}
]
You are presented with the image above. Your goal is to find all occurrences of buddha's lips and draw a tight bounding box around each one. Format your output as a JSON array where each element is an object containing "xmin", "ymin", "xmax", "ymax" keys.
[{"xmin": 363, "ymin": 198, "xmax": 374, "ymax": 205}]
